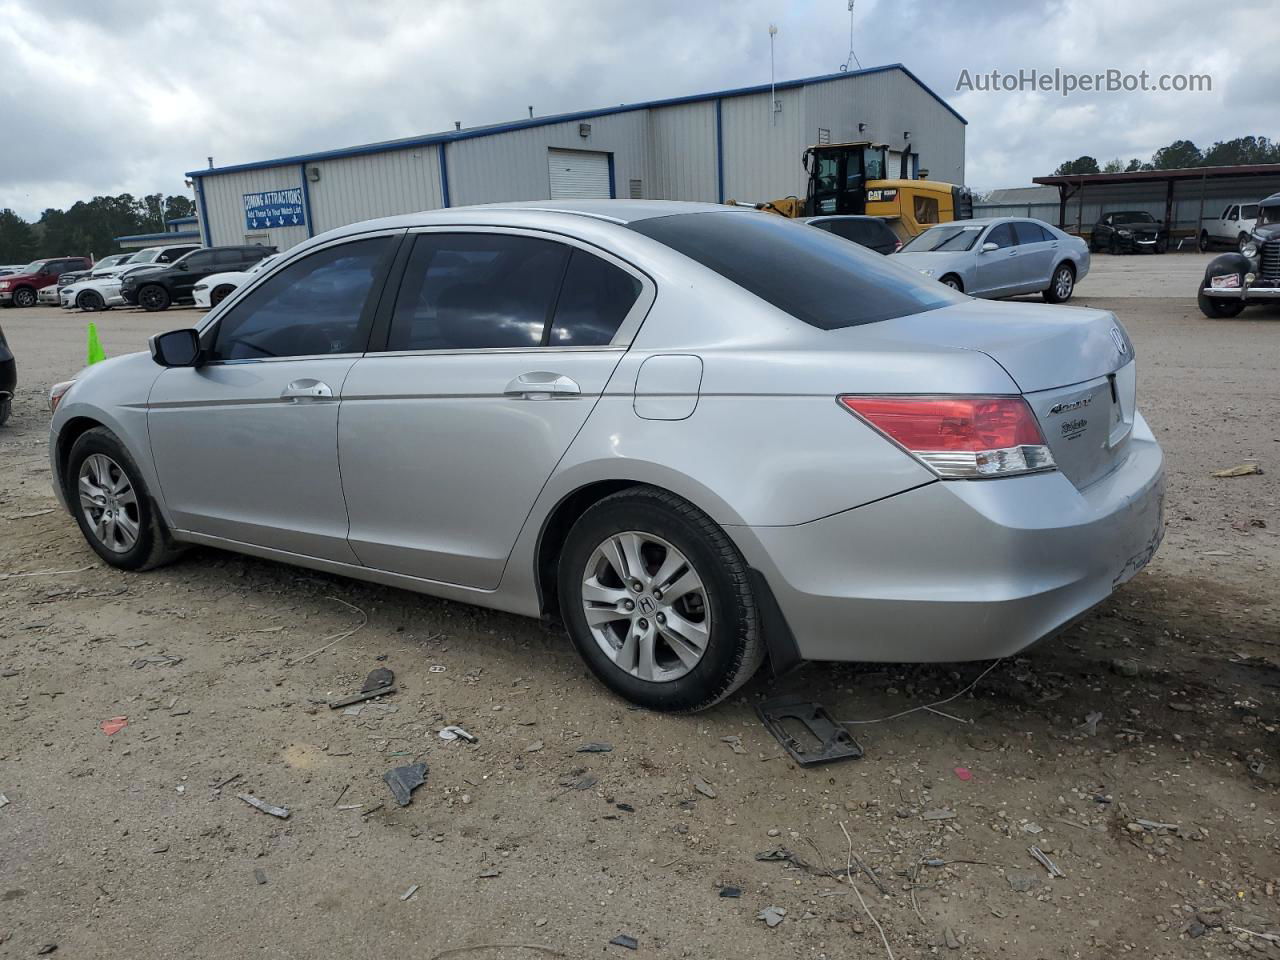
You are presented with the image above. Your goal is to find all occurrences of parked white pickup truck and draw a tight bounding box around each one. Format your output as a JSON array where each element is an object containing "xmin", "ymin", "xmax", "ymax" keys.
[{"xmin": 1199, "ymin": 202, "xmax": 1259, "ymax": 252}]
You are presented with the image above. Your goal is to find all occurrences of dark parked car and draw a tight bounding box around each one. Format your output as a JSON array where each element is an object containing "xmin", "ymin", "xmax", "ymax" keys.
[
  {"xmin": 120, "ymin": 245, "xmax": 277, "ymax": 312},
  {"xmin": 1091, "ymin": 211, "xmax": 1168, "ymax": 254},
  {"xmin": 802, "ymin": 215, "xmax": 901, "ymax": 254},
  {"xmin": 0, "ymin": 257, "xmax": 93, "ymax": 308},
  {"xmin": 0, "ymin": 319, "xmax": 15, "ymax": 426}
]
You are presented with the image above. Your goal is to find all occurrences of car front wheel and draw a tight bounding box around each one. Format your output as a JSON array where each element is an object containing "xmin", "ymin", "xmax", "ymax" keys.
[
  {"xmin": 940, "ymin": 274, "xmax": 963, "ymax": 292},
  {"xmin": 12, "ymin": 287, "xmax": 36, "ymax": 308},
  {"xmin": 77, "ymin": 290, "xmax": 105, "ymax": 312},
  {"xmin": 558, "ymin": 486, "xmax": 764, "ymax": 712},
  {"xmin": 1197, "ymin": 291, "xmax": 1245, "ymax": 319},
  {"xmin": 1238, "ymin": 233, "xmax": 1252, "ymax": 254},
  {"xmin": 1043, "ymin": 263, "xmax": 1075, "ymax": 303},
  {"xmin": 138, "ymin": 284, "xmax": 170, "ymax": 312},
  {"xmin": 66, "ymin": 427, "xmax": 183, "ymax": 570}
]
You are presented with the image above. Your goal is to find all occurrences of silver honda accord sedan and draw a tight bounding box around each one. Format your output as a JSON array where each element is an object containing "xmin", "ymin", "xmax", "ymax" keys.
[{"xmin": 48, "ymin": 201, "xmax": 1164, "ymax": 712}]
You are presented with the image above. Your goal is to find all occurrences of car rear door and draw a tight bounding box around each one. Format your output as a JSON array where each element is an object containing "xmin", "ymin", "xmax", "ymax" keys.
[
  {"xmin": 147, "ymin": 233, "xmax": 399, "ymax": 560},
  {"xmin": 971, "ymin": 222, "xmax": 1021, "ymax": 296},
  {"xmin": 338, "ymin": 228, "xmax": 652, "ymax": 589},
  {"xmin": 1011, "ymin": 221, "xmax": 1056, "ymax": 292}
]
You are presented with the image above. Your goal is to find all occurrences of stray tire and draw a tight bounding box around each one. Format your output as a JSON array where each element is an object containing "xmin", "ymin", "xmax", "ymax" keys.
[
  {"xmin": 12, "ymin": 287, "xmax": 37, "ymax": 308},
  {"xmin": 557, "ymin": 486, "xmax": 764, "ymax": 712},
  {"xmin": 1198, "ymin": 231, "xmax": 1210, "ymax": 252},
  {"xmin": 76, "ymin": 290, "xmax": 105, "ymax": 312},
  {"xmin": 940, "ymin": 274, "xmax": 963, "ymax": 292},
  {"xmin": 1197, "ymin": 291, "xmax": 1245, "ymax": 319},
  {"xmin": 66, "ymin": 427, "xmax": 183, "ymax": 571},
  {"xmin": 137, "ymin": 284, "xmax": 170, "ymax": 312},
  {"xmin": 1043, "ymin": 262, "xmax": 1076, "ymax": 303},
  {"xmin": 210, "ymin": 285, "xmax": 235, "ymax": 308}
]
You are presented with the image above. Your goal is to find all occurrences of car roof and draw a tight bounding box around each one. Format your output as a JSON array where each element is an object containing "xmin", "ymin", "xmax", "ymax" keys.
[{"xmin": 802, "ymin": 215, "xmax": 889, "ymax": 223}]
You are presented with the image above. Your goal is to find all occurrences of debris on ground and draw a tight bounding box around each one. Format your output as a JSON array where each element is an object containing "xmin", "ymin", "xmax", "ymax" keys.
[
  {"xmin": 438, "ymin": 725, "xmax": 477, "ymax": 743},
  {"xmin": 384, "ymin": 762, "xmax": 428, "ymax": 806},
  {"xmin": 757, "ymin": 906, "xmax": 787, "ymax": 928},
  {"xmin": 1028, "ymin": 846, "xmax": 1065, "ymax": 877},
  {"xmin": 478, "ymin": 869, "xmax": 500, "ymax": 878},
  {"xmin": 1076, "ymin": 711, "xmax": 1103, "ymax": 736},
  {"xmin": 238, "ymin": 794, "xmax": 291, "ymax": 819},
  {"xmin": 953, "ymin": 766, "xmax": 972, "ymax": 781},
  {"xmin": 615, "ymin": 802, "xmax": 635, "ymax": 813},
  {"xmin": 720, "ymin": 735, "xmax": 746, "ymax": 754},
  {"xmin": 576, "ymin": 742, "xmax": 612, "ymax": 753},
  {"xmin": 0, "ymin": 794, "xmax": 8, "ymax": 808},
  {"xmin": 922, "ymin": 808, "xmax": 956, "ymax": 821},
  {"xmin": 1211, "ymin": 462, "xmax": 1263, "ymax": 477},
  {"xmin": 1110, "ymin": 658, "xmax": 1141, "ymax": 677},
  {"xmin": 608, "ymin": 934, "xmax": 638, "ymax": 950},
  {"xmin": 719, "ymin": 885, "xmax": 742, "ymax": 898},
  {"xmin": 943, "ymin": 926, "xmax": 962, "ymax": 949},
  {"xmin": 99, "ymin": 716, "xmax": 128, "ymax": 736},
  {"xmin": 36, "ymin": 944, "xmax": 57, "ymax": 955},
  {"xmin": 755, "ymin": 697, "xmax": 862, "ymax": 766},
  {"xmin": 130, "ymin": 654, "xmax": 183, "ymax": 669},
  {"xmin": 691, "ymin": 775, "xmax": 717, "ymax": 799},
  {"xmin": 361, "ymin": 667, "xmax": 395, "ymax": 692},
  {"xmin": 328, "ymin": 685, "xmax": 398, "ymax": 710},
  {"xmin": 525, "ymin": 740, "xmax": 544, "ymax": 753},
  {"xmin": 754, "ymin": 847, "xmax": 833, "ymax": 877},
  {"xmin": 254, "ymin": 868, "xmax": 267, "ymax": 885},
  {"xmin": 400, "ymin": 884, "xmax": 419, "ymax": 901}
]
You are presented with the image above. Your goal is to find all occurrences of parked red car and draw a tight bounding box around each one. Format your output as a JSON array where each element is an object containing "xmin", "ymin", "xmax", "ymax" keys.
[{"xmin": 0, "ymin": 257, "xmax": 93, "ymax": 308}]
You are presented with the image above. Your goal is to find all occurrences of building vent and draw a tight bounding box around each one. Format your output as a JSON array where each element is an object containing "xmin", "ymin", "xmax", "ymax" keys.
[
  {"xmin": 629, "ymin": 179, "xmax": 643, "ymax": 199},
  {"xmin": 579, "ymin": 122, "xmax": 592, "ymax": 138},
  {"xmin": 817, "ymin": 127, "xmax": 831, "ymax": 145}
]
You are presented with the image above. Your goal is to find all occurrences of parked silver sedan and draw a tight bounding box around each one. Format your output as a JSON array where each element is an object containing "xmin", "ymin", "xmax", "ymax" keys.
[
  {"xmin": 48, "ymin": 201, "xmax": 1162, "ymax": 711},
  {"xmin": 894, "ymin": 217, "xmax": 1090, "ymax": 302}
]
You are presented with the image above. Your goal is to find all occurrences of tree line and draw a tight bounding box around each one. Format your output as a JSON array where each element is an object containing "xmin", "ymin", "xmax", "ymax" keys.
[
  {"xmin": 0, "ymin": 193, "xmax": 196, "ymax": 265},
  {"xmin": 1052, "ymin": 135, "xmax": 1280, "ymax": 177}
]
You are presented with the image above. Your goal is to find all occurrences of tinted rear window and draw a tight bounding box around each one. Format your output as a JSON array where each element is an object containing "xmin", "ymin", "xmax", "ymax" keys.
[{"xmin": 628, "ymin": 212, "xmax": 960, "ymax": 329}]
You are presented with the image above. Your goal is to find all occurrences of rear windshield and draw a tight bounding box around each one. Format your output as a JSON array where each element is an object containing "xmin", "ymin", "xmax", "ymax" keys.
[{"xmin": 627, "ymin": 212, "xmax": 961, "ymax": 329}]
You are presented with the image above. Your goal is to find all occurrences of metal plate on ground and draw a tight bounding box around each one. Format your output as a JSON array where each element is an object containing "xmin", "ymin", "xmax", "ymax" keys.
[{"xmin": 755, "ymin": 697, "xmax": 863, "ymax": 766}]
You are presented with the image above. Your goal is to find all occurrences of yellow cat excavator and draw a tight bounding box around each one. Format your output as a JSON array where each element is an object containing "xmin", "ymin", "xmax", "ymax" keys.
[{"xmin": 734, "ymin": 141, "xmax": 972, "ymax": 240}]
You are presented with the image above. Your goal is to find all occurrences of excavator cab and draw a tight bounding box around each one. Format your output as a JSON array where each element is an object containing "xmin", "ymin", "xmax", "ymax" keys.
[{"xmin": 803, "ymin": 142, "xmax": 888, "ymax": 216}]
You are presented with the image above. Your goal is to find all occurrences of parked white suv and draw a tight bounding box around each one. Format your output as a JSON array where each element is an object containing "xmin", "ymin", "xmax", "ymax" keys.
[{"xmin": 1200, "ymin": 203, "xmax": 1259, "ymax": 253}]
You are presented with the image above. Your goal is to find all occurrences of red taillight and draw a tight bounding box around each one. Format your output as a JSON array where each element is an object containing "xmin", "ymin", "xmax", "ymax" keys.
[{"xmin": 838, "ymin": 395, "xmax": 1055, "ymax": 478}]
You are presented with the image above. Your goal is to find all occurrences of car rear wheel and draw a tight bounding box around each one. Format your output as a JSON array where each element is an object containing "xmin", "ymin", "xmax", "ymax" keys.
[
  {"xmin": 940, "ymin": 274, "xmax": 963, "ymax": 292},
  {"xmin": 12, "ymin": 287, "xmax": 36, "ymax": 308},
  {"xmin": 138, "ymin": 284, "xmax": 170, "ymax": 312},
  {"xmin": 1198, "ymin": 231, "xmax": 1210, "ymax": 252},
  {"xmin": 76, "ymin": 290, "xmax": 105, "ymax": 312},
  {"xmin": 66, "ymin": 427, "xmax": 183, "ymax": 570},
  {"xmin": 1197, "ymin": 291, "xmax": 1245, "ymax": 319},
  {"xmin": 1043, "ymin": 263, "xmax": 1075, "ymax": 303},
  {"xmin": 558, "ymin": 486, "xmax": 764, "ymax": 712},
  {"xmin": 210, "ymin": 284, "xmax": 236, "ymax": 307}
]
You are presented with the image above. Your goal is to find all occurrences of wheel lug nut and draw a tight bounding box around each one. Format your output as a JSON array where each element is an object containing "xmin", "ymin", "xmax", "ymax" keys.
[
  {"xmin": 623, "ymin": 599, "xmax": 634, "ymax": 611},
  {"xmin": 656, "ymin": 613, "xmax": 666, "ymax": 624},
  {"xmin": 652, "ymin": 589, "xmax": 663, "ymax": 600},
  {"xmin": 637, "ymin": 618, "xmax": 648, "ymax": 630},
  {"xmin": 631, "ymin": 581, "xmax": 642, "ymax": 592}
]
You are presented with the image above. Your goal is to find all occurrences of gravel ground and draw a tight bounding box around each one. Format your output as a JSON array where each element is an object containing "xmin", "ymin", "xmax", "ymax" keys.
[{"xmin": 1, "ymin": 283, "xmax": 1277, "ymax": 959}]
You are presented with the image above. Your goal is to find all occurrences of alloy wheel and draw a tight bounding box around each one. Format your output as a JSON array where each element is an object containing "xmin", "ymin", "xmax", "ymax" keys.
[
  {"xmin": 580, "ymin": 531, "xmax": 711, "ymax": 683},
  {"xmin": 13, "ymin": 288, "xmax": 35, "ymax": 307},
  {"xmin": 140, "ymin": 286, "xmax": 166, "ymax": 310},
  {"xmin": 77, "ymin": 453, "xmax": 140, "ymax": 553},
  {"xmin": 1054, "ymin": 267, "xmax": 1073, "ymax": 300}
]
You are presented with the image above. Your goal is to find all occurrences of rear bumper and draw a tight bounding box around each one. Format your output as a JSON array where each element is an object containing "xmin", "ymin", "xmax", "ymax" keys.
[{"xmin": 736, "ymin": 413, "xmax": 1164, "ymax": 663}]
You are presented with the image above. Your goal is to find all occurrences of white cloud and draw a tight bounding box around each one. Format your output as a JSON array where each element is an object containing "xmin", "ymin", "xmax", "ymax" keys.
[{"xmin": 1, "ymin": 0, "xmax": 1277, "ymax": 218}]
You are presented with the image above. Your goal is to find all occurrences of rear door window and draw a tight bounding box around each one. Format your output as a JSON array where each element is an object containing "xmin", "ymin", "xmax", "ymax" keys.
[
  {"xmin": 214, "ymin": 250, "xmax": 243, "ymax": 265},
  {"xmin": 1013, "ymin": 221, "xmax": 1051, "ymax": 244},
  {"xmin": 547, "ymin": 249, "xmax": 642, "ymax": 346},
  {"xmin": 628, "ymin": 211, "xmax": 961, "ymax": 330},
  {"xmin": 386, "ymin": 233, "xmax": 568, "ymax": 351}
]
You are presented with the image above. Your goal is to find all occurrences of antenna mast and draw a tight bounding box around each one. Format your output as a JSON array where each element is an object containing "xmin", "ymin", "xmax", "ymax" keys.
[{"xmin": 840, "ymin": 1, "xmax": 861, "ymax": 72}]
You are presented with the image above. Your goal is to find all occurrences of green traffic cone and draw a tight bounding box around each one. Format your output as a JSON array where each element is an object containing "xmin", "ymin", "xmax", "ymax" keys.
[{"xmin": 87, "ymin": 323, "xmax": 106, "ymax": 366}]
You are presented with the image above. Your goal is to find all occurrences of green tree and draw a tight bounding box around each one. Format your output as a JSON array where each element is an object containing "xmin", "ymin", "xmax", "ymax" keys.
[
  {"xmin": 1124, "ymin": 158, "xmax": 1143, "ymax": 172},
  {"xmin": 1052, "ymin": 156, "xmax": 1101, "ymax": 176},
  {"xmin": 1201, "ymin": 136, "xmax": 1279, "ymax": 166},
  {"xmin": 0, "ymin": 209, "xmax": 38, "ymax": 263},
  {"xmin": 1149, "ymin": 139, "xmax": 1202, "ymax": 169},
  {"xmin": 164, "ymin": 195, "xmax": 195, "ymax": 221},
  {"xmin": 1102, "ymin": 158, "xmax": 1124, "ymax": 173}
]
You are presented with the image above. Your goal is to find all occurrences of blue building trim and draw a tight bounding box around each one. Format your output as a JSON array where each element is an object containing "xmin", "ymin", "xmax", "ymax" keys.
[
  {"xmin": 298, "ymin": 163, "xmax": 316, "ymax": 237},
  {"xmin": 184, "ymin": 64, "xmax": 965, "ymax": 179},
  {"xmin": 114, "ymin": 230, "xmax": 201, "ymax": 243},
  {"xmin": 195, "ymin": 181, "xmax": 212, "ymax": 246},
  {"xmin": 715, "ymin": 98, "xmax": 725, "ymax": 204},
  {"xmin": 606, "ymin": 153, "xmax": 616, "ymax": 199},
  {"xmin": 167, "ymin": 215, "xmax": 198, "ymax": 225},
  {"xmin": 438, "ymin": 144, "xmax": 451, "ymax": 207}
]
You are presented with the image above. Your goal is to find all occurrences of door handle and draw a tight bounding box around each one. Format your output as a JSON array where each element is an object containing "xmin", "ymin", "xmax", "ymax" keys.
[
  {"xmin": 504, "ymin": 372, "xmax": 581, "ymax": 400},
  {"xmin": 280, "ymin": 379, "xmax": 334, "ymax": 401}
]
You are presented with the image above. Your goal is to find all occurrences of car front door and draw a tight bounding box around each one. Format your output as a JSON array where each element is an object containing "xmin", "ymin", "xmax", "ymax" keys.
[
  {"xmin": 1011, "ymin": 221, "xmax": 1056, "ymax": 292},
  {"xmin": 167, "ymin": 250, "xmax": 218, "ymax": 301},
  {"xmin": 338, "ymin": 228, "xmax": 652, "ymax": 589},
  {"xmin": 147, "ymin": 233, "xmax": 399, "ymax": 560},
  {"xmin": 971, "ymin": 222, "xmax": 1021, "ymax": 296}
]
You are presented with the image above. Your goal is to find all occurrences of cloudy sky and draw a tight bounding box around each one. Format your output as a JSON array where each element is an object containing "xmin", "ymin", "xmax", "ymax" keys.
[{"xmin": 2, "ymin": 0, "xmax": 1276, "ymax": 219}]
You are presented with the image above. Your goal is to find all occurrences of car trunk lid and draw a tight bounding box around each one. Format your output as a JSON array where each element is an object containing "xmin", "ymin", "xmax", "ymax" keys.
[{"xmin": 863, "ymin": 300, "xmax": 1137, "ymax": 488}]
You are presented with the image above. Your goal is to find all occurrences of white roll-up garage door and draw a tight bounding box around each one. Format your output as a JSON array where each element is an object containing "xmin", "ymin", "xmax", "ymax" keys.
[{"xmin": 548, "ymin": 149, "xmax": 611, "ymax": 199}]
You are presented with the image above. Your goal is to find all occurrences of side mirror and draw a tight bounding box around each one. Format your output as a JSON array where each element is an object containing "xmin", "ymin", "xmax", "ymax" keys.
[
  {"xmin": 176, "ymin": 261, "xmax": 189, "ymax": 271},
  {"xmin": 981, "ymin": 242, "xmax": 999, "ymax": 253},
  {"xmin": 149, "ymin": 328, "xmax": 202, "ymax": 368}
]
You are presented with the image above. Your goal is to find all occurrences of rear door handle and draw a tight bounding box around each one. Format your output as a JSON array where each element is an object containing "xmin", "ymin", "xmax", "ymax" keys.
[
  {"xmin": 504, "ymin": 372, "xmax": 581, "ymax": 400},
  {"xmin": 280, "ymin": 379, "xmax": 334, "ymax": 401}
]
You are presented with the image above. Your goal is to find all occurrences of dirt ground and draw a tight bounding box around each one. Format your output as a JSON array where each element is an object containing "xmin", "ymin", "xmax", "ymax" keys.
[{"xmin": 1, "ymin": 278, "xmax": 1278, "ymax": 959}]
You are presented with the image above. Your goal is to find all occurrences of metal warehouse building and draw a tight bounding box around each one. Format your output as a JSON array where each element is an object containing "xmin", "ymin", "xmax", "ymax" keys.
[{"xmin": 187, "ymin": 63, "xmax": 965, "ymax": 250}]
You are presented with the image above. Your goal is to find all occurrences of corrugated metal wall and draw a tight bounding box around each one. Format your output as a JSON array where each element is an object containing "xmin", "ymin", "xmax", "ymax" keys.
[
  {"xmin": 197, "ymin": 166, "xmax": 310, "ymax": 251},
  {"xmin": 646, "ymin": 101, "xmax": 718, "ymax": 201},
  {"xmin": 195, "ymin": 68, "xmax": 969, "ymax": 246},
  {"xmin": 445, "ymin": 111, "xmax": 648, "ymax": 207},
  {"xmin": 309, "ymin": 145, "xmax": 444, "ymax": 227}
]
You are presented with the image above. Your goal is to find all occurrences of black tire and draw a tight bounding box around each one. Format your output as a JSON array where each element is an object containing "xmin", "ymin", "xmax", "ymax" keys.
[
  {"xmin": 1237, "ymin": 233, "xmax": 1252, "ymax": 254},
  {"xmin": 137, "ymin": 284, "xmax": 170, "ymax": 312},
  {"xmin": 557, "ymin": 486, "xmax": 764, "ymax": 712},
  {"xmin": 1155, "ymin": 236, "xmax": 1168, "ymax": 254},
  {"xmin": 209, "ymin": 285, "xmax": 235, "ymax": 308},
  {"xmin": 65, "ymin": 427, "xmax": 184, "ymax": 571},
  {"xmin": 1089, "ymin": 236, "xmax": 1100, "ymax": 253},
  {"xmin": 0, "ymin": 399, "xmax": 10, "ymax": 427},
  {"xmin": 1198, "ymin": 231, "xmax": 1210, "ymax": 252},
  {"xmin": 940, "ymin": 274, "xmax": 963, "ymax": 292},
  {"xmin": 1197, "ymin": 292, "xmax": 1245, "ymax": 318},
  {"xmin": 1043, "ymin": 262, "xmax": 1076, "ymax": 303},
  {"xmin": 76, "ymin": 290, "xmax": 105, "ymax": 312},
  {"xmin": 12, "ymin": 286, "xmax": 37, "ymax": 308},
  {"xmin": 1108, "ymin": 236, "xmax": 1122, "ymax": 256}
]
